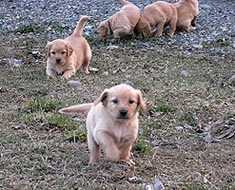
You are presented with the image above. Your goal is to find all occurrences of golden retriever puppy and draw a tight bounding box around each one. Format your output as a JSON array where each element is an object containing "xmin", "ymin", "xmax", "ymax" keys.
[
  {"xmin": 134, "ymin": 1, "xmax": 178, "ymax": 38},
  {"xmin": 173, "ymin": 0, "xmax": 199, "ymax": 32},
  {"xmin": 97, "ymin": 0, "xmax": 140, "ymax": 41},
  {"xmin": 45, "ymin": 16, "xmax": 91, "ymax": 80},
  {"xmin": 59, "ymin": 84, "xmax": 146, "ymax": 165}
]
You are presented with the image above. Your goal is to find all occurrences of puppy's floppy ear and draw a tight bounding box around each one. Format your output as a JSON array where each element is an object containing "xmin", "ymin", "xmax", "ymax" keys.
[
  {"xmin": 66, "ymin": 43, "xmax": 73, "ymax": 57},
  {"xmin": 94, "ymin": 89, "xmax": 109, "ymax": 106},
  {"xmin": 136, "ymin": 90, "xmax": 146, "ymax": 113},
  {"xmin": 45, "ymin": 41, "xmax": 52, "ymax": 57}
]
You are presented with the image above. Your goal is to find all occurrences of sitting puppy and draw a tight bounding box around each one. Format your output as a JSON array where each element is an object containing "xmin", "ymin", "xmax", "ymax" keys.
[
  {"xmin": 59, "ymin": 84, "xmax": 146, "ymax": 165},
  {"xmin": 134, "ymin": 1, "xmax": 178, "ymax": 38},
  {"xmin": 45, "ymin": 16, "xmax": 91, "ymax": 79},
  {"xmin": 97, "ymin": 0, "xmax": 140, "ymax": 41},
  {"xmin": 173, "ymin": 0, "xmax": 199, "ymax": 32}
]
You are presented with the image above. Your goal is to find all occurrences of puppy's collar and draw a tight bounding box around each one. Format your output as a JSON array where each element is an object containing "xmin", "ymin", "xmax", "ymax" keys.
[{"xmin": 108, "ymin": 20, "xmax": 113, "ymax": 35}]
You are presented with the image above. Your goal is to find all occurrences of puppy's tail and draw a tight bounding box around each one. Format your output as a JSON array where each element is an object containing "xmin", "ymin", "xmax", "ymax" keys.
[
  {"xmin": 114, "ymin": 0, "xmax": 131, "ymax": 6},
  {"xmin": 73, "ymin": 16, "xmax": 89, "ymax": 37},
  {"xmin": 59, "ymin": 103, "xmax": 93, "ymax": 115}
]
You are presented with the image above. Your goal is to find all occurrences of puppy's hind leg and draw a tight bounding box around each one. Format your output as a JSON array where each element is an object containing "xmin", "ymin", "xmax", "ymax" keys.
[
  {"xmin": 82, "ymin": 57, "xmax": 91, "ymax": 74},
  {"xmin": 155, "ymin": 21, "xmax": 165, "ymax": 37},
  {"xmin": 168, "ymin": 18, "xmax": 177, "ymax": 37},
  {"xmin": 120, "ymin": 144, "xmax": 135, "ymax": 166},
  {"xmin": 88, "ymin": 133, "xmax": 100, "ymax": 165}
]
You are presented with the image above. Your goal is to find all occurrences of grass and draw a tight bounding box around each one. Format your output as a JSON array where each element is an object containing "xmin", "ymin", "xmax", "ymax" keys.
[{"xmin": 0, "ymin": 23, "xmax": 235, "ymax": 189}]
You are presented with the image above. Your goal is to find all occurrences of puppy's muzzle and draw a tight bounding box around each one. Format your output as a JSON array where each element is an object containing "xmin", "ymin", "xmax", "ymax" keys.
[
  {"xmin": 119, "ymin": 109, "xmax": 128, "ymax": 119},
  {"xmin": 56, "ymin": 58, "xmax": 61, "ymax": 64}
]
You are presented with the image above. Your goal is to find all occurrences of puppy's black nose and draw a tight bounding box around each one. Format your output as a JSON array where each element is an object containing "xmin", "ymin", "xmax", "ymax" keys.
[
  {"xmin": 56, "ymin": 58, "xmax": 61, "ymax": 64},
  {"xmin": 120, "ymin": 109, "xmax": 128, "ymax": 117}
]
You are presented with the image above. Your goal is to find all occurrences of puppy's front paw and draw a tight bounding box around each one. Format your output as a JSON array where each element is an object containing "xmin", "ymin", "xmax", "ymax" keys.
[
  {"xmin": 62, "ymin": 73, "xmax": 71, "ymax": 80},
  {"xmin": 119, "ymin": 159, "xmax": 135, "ymax": 166}
]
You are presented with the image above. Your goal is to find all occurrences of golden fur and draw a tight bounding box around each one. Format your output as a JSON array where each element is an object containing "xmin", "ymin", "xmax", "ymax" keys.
[
  {"xmin": 59, "ymin": 84, "xmax": 146, "ymax": 165},
  {"xmin": 174, "ymin": 0, "xmax": 199, "ymax": 32},
  {"xmin": 97, "ymin": 0, "xmax": 140, "ymax": 41},
  {"xmin": 134, "ymin": 1, "xmax": 178, "ymax": 38},
  {"xmin": 46, "ymin": 16, "xmax": 91, "ymax": 79}
]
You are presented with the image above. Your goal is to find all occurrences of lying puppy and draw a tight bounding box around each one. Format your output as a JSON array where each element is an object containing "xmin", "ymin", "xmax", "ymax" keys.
[
  {"xmin": 173, "ymin": 0, "xmax": 199, "ymax": 32},
  {"xmin": 134, "ymin": 1, "xmax": 178, "ymax": 38},
  {"xmin": 97, "ymin": 0, "xmax": 140, "ymax": 41},
  {"xmin": 59, "ymin": 84, "xmax": 146, "ymax": 165},
  {"xmin": 46, "ymin": 16, "xmax": 92, "ymax": 79}
]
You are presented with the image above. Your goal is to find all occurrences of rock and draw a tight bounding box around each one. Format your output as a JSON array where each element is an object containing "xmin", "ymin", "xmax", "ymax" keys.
[
  {"xmin": 228, "ymin": 75, "xmax": 235, "ymax": 86},
  {"xmin": 67, "ymin": 80, "xmax": 81, "ymax": 87},
  {"xmin": 203, "ymin": 133, "xmax": 213, "ymax": 143},
  {"xmin": 200, "ymin": 4, "xmax": 212, "ymax": 9},
  {"xmin": 125, "ymin": 80, "xmax": 134, "ymax": 86},
  {"xmin": 153, "ymin": 180, "xmax": 165, "ymax": 190},
  {"xmin": 89, "ymin": 67, "xmax": 99, "ymax": 72},
  {"xmin": 193, "ymin": 44, "xmax": 203, "ymax": 49},
  {"xmin": 106, "ymin": 45, "xmax": 119, "ymax": 50},
  {"xmin": 146, "ymin": 180, "xmax": 165, "ymax": 190},
  {"xmin": 180, "ymin": 70, "xmax": 189, "ymax": 78},
  {"xmin": 8, "ymin": 59, "xmax": 23, "ymax": 67},
  {"xmin": 103, "ymin": 71, "xmax": 109, "ymax": 76}
]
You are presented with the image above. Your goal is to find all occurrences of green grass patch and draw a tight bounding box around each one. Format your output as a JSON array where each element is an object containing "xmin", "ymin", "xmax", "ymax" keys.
[
  {"xmin": 27, "ymin": 99, "xmax": 61, "ymax": 113},
  {"xmin": 133, "ymin": 139, "xmax": 152, "ymax": 156},
  {"xmin": 48, "ymin": 22, "xmax": 70, "ymax": 32},
  {"xmin": 14, "ymin": 24, "xmax": 42, "ymax": 34}
]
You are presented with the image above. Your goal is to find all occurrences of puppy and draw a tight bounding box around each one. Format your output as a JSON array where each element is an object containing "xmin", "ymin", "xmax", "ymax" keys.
[
  {"xmin": 173, "ymin": 0, "xmax": 199, "ymax": 32},
  {"xmin": 59, "ymin": 84, "xmax": 146, "ymax": 165},
  {"xmin": 97, "ymin": 0, "xmax": 140, "ymax": 41},
  {"xmin": 134, "ymin": 1, "xmax": 178, "ymax": 38},
  {"xmin": 45, "ymin": 16, "xmax": 92, "ymax": 79}
]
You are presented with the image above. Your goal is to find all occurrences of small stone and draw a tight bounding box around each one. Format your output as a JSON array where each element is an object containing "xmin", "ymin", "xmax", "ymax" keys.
[
  {"xmin": 153, "ymin": 179, "xmax": 165, "ymax": 190},
  {"xmin": 193, "ymin": 44, "xmax": 203, "ymax": 49},
  {"xmin": 106, "ymin": 45, "xmax": 119, "ymax": 50},
  {"xmin": 228, "ymin": 75, "xmax": 235, "ymax": 86},
  {"xmin": 67, "ymin": 80, "xmax": 81, "ymax": 87},
  {"xmin": 180, "ymin": 70, "xmax": 189, "ymax": 78},
  {"xmin": 175, "ymin": 126, "xmax": 184, "ymax": 130},
  {"xmin": 200, "ymin": 4, "xmax": 212, "ymax": 9},
  {"xmin": 103, "ymin": 71, "xmax": 109, "ymax": 76},
  {"xmin": 125, "ymin": 80, "xmax": 134, "ymax": 86},
  {"xmin": 203, "ymin": 133, "xmax": 213, "ymax": 143},
  {"xmin": 8, "ymin": 59, "xmax": 23, "ymax": 67}
]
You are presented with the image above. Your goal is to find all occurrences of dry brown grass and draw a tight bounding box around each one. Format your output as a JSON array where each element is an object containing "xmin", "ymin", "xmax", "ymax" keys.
[{"xmin": 0, "ymin": 29, "xmax": 234, "ymax": 190}]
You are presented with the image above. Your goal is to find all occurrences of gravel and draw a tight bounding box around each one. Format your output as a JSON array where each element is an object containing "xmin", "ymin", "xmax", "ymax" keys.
[{"xmin": 1, "ymin": 0, "xmax": 234, "ymax": 51}]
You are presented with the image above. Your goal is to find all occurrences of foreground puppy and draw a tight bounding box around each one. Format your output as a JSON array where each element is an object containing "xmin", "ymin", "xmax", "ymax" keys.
[
  {"xmin": 46, "ymin": 16, "xmax": 91, "ymax": 79},
  {"xmin": 97, "ymin": 0, "xmax": 140, "ymax": 41},
  {"xmin": 59, "ymin": 84, "xmax": 146, "ymax": 165},
  {"xmin": 134, "ymin": 1, "xmax": 178, "ymax": 38},
  {"xmin": 174, "ymin": 0, "xmax": 199, "ymax": 32}
]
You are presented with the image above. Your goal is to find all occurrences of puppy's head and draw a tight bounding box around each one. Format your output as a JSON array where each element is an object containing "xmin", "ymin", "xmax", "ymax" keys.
[
  {"xmin": 95, "ymin": 84, "xmax": 146, "ymax": 120},
  {"xmin": 97, "ymin": 20, "xmax": 111, "ymax": 40},
  {"xmin": 45, "ymin": 39, "xmax": 73, "ymax": 66},
  {"xmin": 134, "ymin": 15, "xmax": 151, "ymax": 38}
]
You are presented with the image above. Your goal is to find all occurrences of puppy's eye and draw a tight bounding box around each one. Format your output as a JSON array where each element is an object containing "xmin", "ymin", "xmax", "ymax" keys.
[
  {"xmin": 129, "ymin": 99, "xmax": 135, "ymax": 104},
  {"xmin": 61, "ymin": 51, "xmax": 66, "ymax": 55},
  {"xmin": 112, "ymin": 99, "xmax": 118, "ymax": 104},
  {"xmin": 51, "ymin": 52, "xmax": 56, "ymax": 55}
]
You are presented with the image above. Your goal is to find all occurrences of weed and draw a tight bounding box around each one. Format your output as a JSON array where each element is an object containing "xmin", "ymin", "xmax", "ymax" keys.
[
  {"xmin": 48, "ymin": 22, "xmax": 70, "ymax": 32},
  {"xmin": 155, "ymin": 104, "xmax": 176, "ymax": 113},
  {"xmin": 14, "ymin": 24, "xmax": 42, "ymax": 34},
  {"xmin": 46, "ymin": 114, "xmax": 78, "ymax": 131},
  {"xmin": 180, "ymin": 113, "xmax": 197, "ymax": 127},
  {"xmin": 27, "ymin": 99, "xmax": 61, "ymax": 113},
  {"xmin": 133, "ymin": 138, "xmax": 152, "ymax": 156}
]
